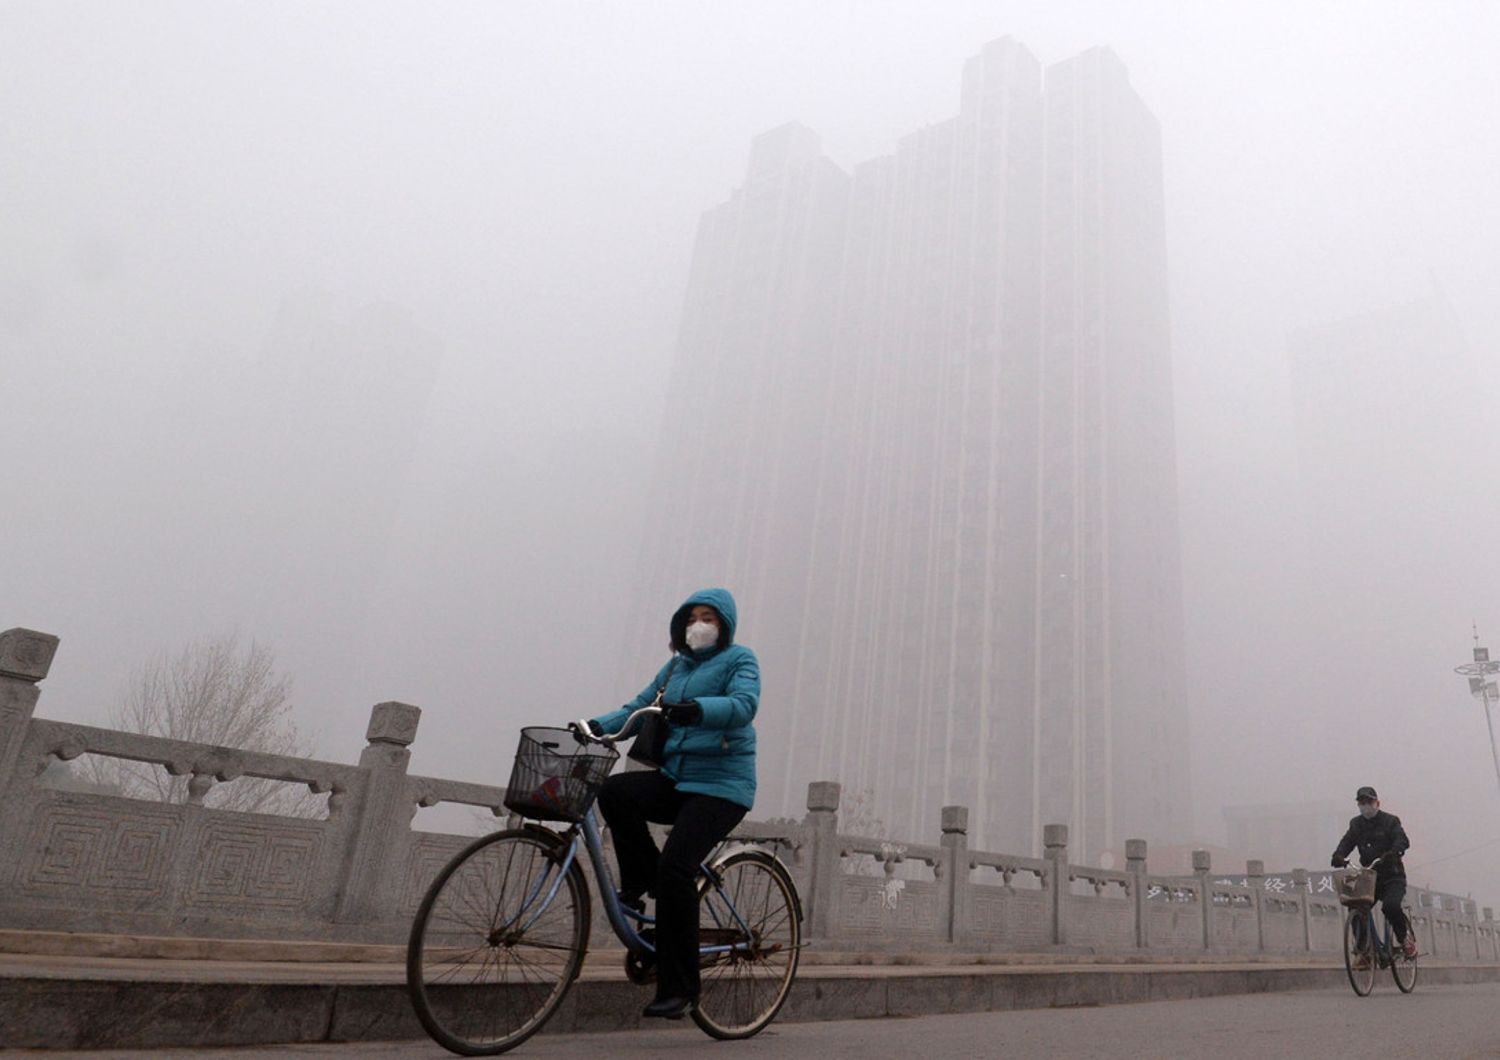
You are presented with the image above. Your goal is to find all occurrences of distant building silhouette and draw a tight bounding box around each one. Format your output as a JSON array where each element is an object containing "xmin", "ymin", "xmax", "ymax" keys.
[
  {"xmin": 1221, "ymin": 801, "xmax": 1350, "ymax": 874},
  {"xmin": 628, "ymin": 38, "xmax": 1189, "ymax": 860}
]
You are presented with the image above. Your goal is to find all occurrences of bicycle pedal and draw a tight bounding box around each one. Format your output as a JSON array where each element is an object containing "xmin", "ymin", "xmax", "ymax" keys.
[{"xmin": 624, "ymin": 949, "xmax": 657, "ymax": 985}]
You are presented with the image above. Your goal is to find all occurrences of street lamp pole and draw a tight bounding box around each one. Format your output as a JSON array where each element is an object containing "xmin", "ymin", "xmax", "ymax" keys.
[{"xmin": 1454, "ymin": 625, "xmax": 1500, "ymax": 804}]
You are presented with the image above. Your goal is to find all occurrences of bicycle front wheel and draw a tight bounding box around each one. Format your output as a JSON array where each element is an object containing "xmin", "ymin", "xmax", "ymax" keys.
[
  {"xmin": 1343, "ymin": 910, "xmax": 1375, "ymax": 996},
  {"xmin": 692, "ymin": 849, "xmax": 801, "ymax": 1040},
  {"xmin": 406, "ymin": 828, "xmax": 590, "ymax": 1056}
]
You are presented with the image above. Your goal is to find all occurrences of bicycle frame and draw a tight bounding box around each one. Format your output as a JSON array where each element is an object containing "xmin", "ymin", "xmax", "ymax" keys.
[
  {"xmin": 521, "ymin": 806, "xmax": 761, "ymax": 960},
  {"xmin": 1350, "ymin": 903, "xmax": 1404, "ymax": 965}
]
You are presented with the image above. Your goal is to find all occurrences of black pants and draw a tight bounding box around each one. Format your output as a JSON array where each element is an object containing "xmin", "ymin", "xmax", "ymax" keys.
[
  {"xmin": 1376, "ymin": 877, "xmax": 1411, "ymax": 943},
  {"xmin": 596, "ymin": 769, "xmax": 747, "ymax": 1001}
]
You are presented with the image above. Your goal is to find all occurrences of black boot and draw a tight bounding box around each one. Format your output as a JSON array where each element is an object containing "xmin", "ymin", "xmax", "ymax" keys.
[{"xmin": 642, "ymin": 995, "xmax": 694, "ymax": 1020}]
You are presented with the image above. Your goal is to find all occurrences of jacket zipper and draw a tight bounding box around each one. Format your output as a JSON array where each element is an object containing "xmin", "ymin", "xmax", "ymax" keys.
[{"xmin": 675, "ymin": 655, "xmax": 733, "ymax": 752}]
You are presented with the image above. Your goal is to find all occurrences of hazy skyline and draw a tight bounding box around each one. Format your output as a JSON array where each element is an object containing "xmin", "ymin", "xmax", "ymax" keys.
[{"xmin": 5, "ymin": 2, "xmax": 1500, "ymax": 895}]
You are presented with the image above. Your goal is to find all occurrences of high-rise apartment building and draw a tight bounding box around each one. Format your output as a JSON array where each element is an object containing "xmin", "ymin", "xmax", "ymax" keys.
[
  {"xmin": 1036, "ymin": 48, "xmax": 1190, "ymax": 856},
  {"xmin": 628, "ymin": 38, "xmax": 1189, "ymax": 860}
]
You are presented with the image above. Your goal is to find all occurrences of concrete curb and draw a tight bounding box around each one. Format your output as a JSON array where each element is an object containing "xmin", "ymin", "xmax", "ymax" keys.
[
  {"xmin": 0, "ymin": 928, "xmax": 1358, "ymax": 967},
  {"xmin": 4, "ymin": 962, "xmax": 1500, "ymax": 1050}
]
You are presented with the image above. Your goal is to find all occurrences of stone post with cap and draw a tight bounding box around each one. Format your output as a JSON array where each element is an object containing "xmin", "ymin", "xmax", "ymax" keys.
[
  {"xmin": 1291, "ymin": 868, "xmax": 1312, "ymax": 951},
  {"xmin": 1193, "ymin": 849, "xmax": 1212, "ymax": 950},
  {"xmin": 1126, "ymin": 839, "xmax": 1148, "ymax": 948},
  {"xmin": 0, "ymin": 629, "xmax": 60, "ymax": 863},
  {"xmin": 941, "ymin": 805, "xmax": 969, "ymax": 944},
  {"xmin": 1246, "ymin": 859, "xmax": 1266, "ymax": 952},
  {"xmin": 334, "ymin": 701, "xmax": 423, "ymax": 929},
  {"xmin": 0, "ymin": 629, "xmax": 59, "ymax": 793},
  {"xmin": 803, "ymin": 780, "xmax": 841, "ymax": 939},
  {"xmin": 1044, "ymin": 824, "xmax": 1069, "ymax": 946}
]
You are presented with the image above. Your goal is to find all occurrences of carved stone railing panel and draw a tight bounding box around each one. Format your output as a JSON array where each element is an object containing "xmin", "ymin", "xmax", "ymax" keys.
[
  {"xmin": 969, "ymin": 881, "xmax": 1051, "ymax": 947},
  {"xmin": 12, "ymin": 790, "xmax": 181, "ymax": 905},
  {"xmin": 182, "ymin": 814, "xmax": 330, "ymax": 914},
  {"xmin": 398, "ymin": 831, "xmax": 477, "ymax": 917},
  {"xmin": 967, "ymin": 852, "xmax": 1050, "ymax": 948},
  {"xmin": 832, "ymin": 836, "xmax": 944, "ymax": 942},
  {"xmin": 1260, "ymin": 894, "xmax": 1305, "ymax": 952},
  {"xmin": 1306, "ymin": 897, "xmax": 1342, "ymax": 952},
  {"xmin": 1067, "ymin": 892, "xmax": 1136, "ymax": 950},
  {"xmin": 1209, "ymin": 884, "xmax": 1259, "ymax": 950},
  {"xmin": 1144, "ymin": 876, "xmax": 1202, "ymax": 949}
]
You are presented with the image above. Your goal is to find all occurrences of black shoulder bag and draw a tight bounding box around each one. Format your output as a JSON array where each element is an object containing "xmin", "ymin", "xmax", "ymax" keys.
[{"xmin": 626, "ymin": 658, "xmax": 679, "ymax": 768}]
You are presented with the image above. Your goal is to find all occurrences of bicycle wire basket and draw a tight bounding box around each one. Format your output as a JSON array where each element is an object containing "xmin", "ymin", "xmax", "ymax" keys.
[
  {"xmin": 503, "ymin": 726, "xmax": 620, "ymax": 823},
  {"xmin": 1337, "ymin": 867, "xmax": 1378, "ymax": 908}
]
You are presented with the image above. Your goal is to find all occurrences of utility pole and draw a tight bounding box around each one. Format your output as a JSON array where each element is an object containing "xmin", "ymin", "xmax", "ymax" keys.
[{"xmin": 1454, "ymin": 624, "xmax": 1500, "ymax": 803}]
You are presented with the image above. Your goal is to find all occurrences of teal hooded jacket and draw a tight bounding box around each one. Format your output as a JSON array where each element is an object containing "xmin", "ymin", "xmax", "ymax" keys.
[{"xmin": 592, "ymin": 588, "xmax": 759, "ymax": 810}]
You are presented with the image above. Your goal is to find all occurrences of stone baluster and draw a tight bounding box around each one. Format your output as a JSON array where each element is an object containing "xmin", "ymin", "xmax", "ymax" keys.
[
  {"xmin": 940, "ymin": 805, "xmax": 969, "ymax": 945},
  {"xmin": 1193, "ymin": 849, "xmax": 1211, "ymax": 950},
  {"xmin": 334, "ymin": 701, "xmax": 422, "ymax": 928},
  {"xmin": 0, "ymin": 629, "xmax": 59, "ymax": 857},
  {"xmin": 803, "ymin": 781, "xmax": 841, "ymax": 940},
  {"xmin": 1246, "ymin": 859, "xmax": 1266, "ymax": 952},
  {"xmin": 0, "ymin": 629, "xmax": 59, "ymax": 791},
  {"xmin": 1126, "ymin": 839, "xmax": 1148, "ymax": 948},
  {"xmin": 1291, "ymin": 868, "xmax": 1311, "ymax": 951},
  {"xmin": 1044, "ymin": 824, "xmax": 1068, "ymax": 946}
]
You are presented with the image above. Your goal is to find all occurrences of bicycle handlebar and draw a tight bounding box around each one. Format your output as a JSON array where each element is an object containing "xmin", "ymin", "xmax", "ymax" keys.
[
  {"xmin": 579, "ymin": 705, "xmax": 664, "ymax": 747},
  {"xmin": 1339, "ymin": 851, "xmax": 1402, "ymax": 870}
]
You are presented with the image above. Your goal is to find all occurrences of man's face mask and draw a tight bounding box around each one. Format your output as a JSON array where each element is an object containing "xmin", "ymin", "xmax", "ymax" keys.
[{"xmin": 1359, "ymin": 801, "xmax": 1378, "ymax": 820}]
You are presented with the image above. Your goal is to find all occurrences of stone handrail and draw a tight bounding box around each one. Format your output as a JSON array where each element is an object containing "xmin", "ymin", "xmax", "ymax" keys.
[
  {"xmin": 1068, "ymin": 865, "xmax": 1134, "ymax": 896},
  {"xmin": 406, "ymin": 772, "xmax": 509, "ymax": 816},
  {"xmin": 25, "ymin": 717, "xmax": 362, "ymax": 809},
  {"xmin": 2, "ymin": 625, "xmax": 1497, "ymax": 961}
]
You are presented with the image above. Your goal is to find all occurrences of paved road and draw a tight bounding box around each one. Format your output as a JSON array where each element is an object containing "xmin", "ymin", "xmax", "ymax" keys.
[{"xmin": 24, "ymin": 984, "xmax": 1500, "ymax": 1059}]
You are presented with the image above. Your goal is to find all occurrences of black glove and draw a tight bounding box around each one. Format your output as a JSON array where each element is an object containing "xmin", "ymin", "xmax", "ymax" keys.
[
  {"xmin": 568, "ymin": 719, "xmax": 603, "ymax": 744},
  {"xmin": 662, "ymin": 700, "xmax": 702, "ymax": 726},
  {"xmin": 1331, "ymin": 856, "xmax": 1348, "ymax": 869}
]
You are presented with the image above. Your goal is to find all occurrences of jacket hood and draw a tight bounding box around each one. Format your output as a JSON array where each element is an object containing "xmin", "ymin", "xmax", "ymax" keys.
[{"xmin": 670, "ymin": 587, "xmax": 738, "ymax": 653}]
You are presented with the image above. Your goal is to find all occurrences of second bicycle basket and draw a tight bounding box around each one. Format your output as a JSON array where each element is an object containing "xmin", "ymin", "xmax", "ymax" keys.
[
  {"xmin": 503, "ymin": 726, "xmax": 619, "ymax": 823},
  {"xmin": 1337, "ymin": 867, "xmax": 1378, "ymax": 908}
]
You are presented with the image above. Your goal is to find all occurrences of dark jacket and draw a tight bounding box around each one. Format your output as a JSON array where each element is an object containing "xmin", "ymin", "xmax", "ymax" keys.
[{"xmin": 1332, "ymin": 810, "xmax": 1410, "ymax": 881}]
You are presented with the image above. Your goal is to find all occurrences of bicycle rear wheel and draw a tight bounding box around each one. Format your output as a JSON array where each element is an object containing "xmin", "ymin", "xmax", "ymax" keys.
[
  {"xmin": 1343, "ymin": 910, "xmax": 1375, "ymax": 996},
  {"xmin": 406, "ymin": 828, "xmax": 590, "ymax": 1056},
  {"xmin": 691, "ymin": 850, "xmax": 801, "ymax": 1040}
]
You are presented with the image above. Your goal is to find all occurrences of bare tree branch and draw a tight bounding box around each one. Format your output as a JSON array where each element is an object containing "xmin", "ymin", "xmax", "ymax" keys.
[{"xmin": 82, "ymin": 633, "xmax": 320, "ymax": 817}]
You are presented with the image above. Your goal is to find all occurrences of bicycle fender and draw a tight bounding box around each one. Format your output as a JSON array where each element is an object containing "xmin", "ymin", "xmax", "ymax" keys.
[{"xmin": 709, "ymin": 843, "xmax": 805, "ymax": 923}]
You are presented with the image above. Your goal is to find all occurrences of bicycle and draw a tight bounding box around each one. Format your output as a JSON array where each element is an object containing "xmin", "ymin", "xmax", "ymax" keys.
[
  {"xmin": 1337, "ymin": 853, "xmax": 1418, "ymax": 997},
  {"xmin": 405, "ymin": 707, "xmax": 803, "ymax": 1056}
]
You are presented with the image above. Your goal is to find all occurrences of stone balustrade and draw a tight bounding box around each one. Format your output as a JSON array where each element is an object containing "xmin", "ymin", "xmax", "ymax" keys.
[{"xmin": 2, "ymin": 626, "xmax": 1497, "ymax": 961}]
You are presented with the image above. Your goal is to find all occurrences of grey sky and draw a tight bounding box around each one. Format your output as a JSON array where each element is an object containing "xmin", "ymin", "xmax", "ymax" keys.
[{"xmin": 4, "ymin": 2, "xmax": 1500, "ymax": 891}]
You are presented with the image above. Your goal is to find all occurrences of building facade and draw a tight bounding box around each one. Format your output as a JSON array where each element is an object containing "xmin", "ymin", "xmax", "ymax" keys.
[{"xmin": 628, "ymin": 38, "xmax": 1189, "ymax": 860}]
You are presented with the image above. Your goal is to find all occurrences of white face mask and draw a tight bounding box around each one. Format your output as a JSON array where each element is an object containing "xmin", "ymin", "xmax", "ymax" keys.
[
  {"xmin": 685, "ymin": 620, "xmax": 718, "ymax": 652},
  {"xmin": 1359, "ymin": 803, "xmax": 1378, "ymax": 820}
]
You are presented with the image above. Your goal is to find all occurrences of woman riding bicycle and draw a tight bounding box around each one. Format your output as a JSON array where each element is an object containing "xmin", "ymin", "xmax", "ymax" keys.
[{"xmin": 576, "ymin": 587, "xmax": 759, "ymax": 1021}]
